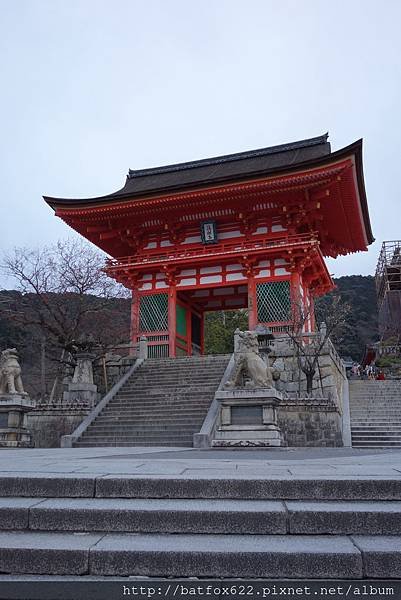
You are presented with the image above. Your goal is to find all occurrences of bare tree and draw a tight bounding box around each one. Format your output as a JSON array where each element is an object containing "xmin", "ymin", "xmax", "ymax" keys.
[
  {"xmin": 1, "ymin": 239, "xmax": 130, "ymax": 395},
  {"xmin": 286, "ymin": 294, "xmax": 350, "ymax": 395}
]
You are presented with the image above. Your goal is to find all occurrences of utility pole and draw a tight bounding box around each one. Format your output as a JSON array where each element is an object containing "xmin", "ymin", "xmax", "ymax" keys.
[{"xmin": 41, "ymin": 336, "xmax": 46, "ymax": 401}]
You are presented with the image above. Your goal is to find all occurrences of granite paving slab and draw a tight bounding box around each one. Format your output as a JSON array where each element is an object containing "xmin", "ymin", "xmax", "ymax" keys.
[
  {"xmin": 90, "ymin": 533, "xmax": 362, "ymax": 578},
  {"xmin": 28, "ymin": 498, "xmax": 286, "ymax": 534},
  {"xmin": 0, "ymin": 473, "xmax": 97, "ymax": 497},
  {"xmin": 95, "ymin": 474, "xmax": 401, "ymax": 500},
  {"xmin": 287, "ymin": 500, "xmax": 401, "ymax": 534},
  {"xmin": 352, "ymin": 536, "xmax": 401, "ymax": 578},
  {"xmin": 0, "ymin": 531, "xmax": 104, "ymax": 575},
  {"xmin": 0, "ymin": 498, "xmax": 47, "ymax": 530}
]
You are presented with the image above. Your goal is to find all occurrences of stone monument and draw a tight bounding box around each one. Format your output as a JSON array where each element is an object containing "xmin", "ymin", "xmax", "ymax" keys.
[
  {"xmin": 63, "ymin": 335, "xmax": 98, "ymax": 408},
  {"xmin": 213, "ymin": 330, "xmax": 283, "ymax": 447},
  {"xmin": 0, "ymin": 348, "xmax": 35, "ymax": 447}
]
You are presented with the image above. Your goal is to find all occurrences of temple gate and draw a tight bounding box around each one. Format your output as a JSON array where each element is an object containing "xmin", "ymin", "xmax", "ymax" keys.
[{"xmin": 44, "ymin": 134, "xmax": 373, "ymax": 357}]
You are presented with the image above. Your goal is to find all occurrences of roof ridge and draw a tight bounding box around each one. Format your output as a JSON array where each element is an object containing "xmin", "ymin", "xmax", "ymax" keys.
[{"xmin": 127, "ymin": 133, "xmax": 329, "ymax": 179}]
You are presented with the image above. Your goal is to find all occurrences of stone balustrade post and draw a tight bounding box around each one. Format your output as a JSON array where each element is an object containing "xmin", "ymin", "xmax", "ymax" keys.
[{"xmin": 139, "ymin": 336, "xmax": 148, "ymax": 359}]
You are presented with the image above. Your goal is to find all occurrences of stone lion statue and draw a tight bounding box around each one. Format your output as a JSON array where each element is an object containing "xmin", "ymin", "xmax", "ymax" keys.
[
  {"xmin": 0, "ymin": 348, "xmax": 26, "ymax": 395},
  {"xmin": 226, "ymin": 330, "xmax": 274, "ymax": 388}
]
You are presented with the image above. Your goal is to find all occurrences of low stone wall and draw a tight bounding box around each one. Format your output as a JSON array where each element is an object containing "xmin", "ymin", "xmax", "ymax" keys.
[
  {"xmin": 278, "ymin": 399, "xmax": 343, "ymax": 447},
  {"xmin": 269, "ymin": 335, "xmax": 347, "ymax": 414},
  {"xmin": 27, "ymin": 408, "xmax": 90, "ymax": 448},
  {"xmin": 27, "ymin": 353, "xmax": 137, "ymax": 448},
  {"xmin": 94, "ymin": 354, "xmax": 136, "ymax": 397}
]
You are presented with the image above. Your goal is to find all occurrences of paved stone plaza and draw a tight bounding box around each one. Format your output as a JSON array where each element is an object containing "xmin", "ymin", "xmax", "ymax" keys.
[
  {"xmin": 1, "ymin": 445, "xmax": 401, "ymax": 476},
  {"xmin": 1, "ymin": 447, "xmax": 401, "ymax": 580}
]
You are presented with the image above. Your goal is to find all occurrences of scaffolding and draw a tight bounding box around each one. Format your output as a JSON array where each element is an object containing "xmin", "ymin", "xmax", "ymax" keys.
[{"xmin": 375, "ymin": 241, "xmax": 401, "ymax": 338}]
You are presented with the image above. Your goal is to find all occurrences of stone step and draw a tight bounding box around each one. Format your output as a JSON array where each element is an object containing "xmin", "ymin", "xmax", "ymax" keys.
[
  {"xmin": 351, "ymin": 404, "xmax": 401, "ymax": 408},
  {"xmin": 351, "ymin": 428, "xmax": 401, "ymax": 433},
  {"xmin": 83, "ymin": 430, "xmax": 199, "ymax": 438},
  {"xmin": 352, "ymin": 436, "xmax": 401, "ymax": 442},
  {"xmin": 352, "ymin": 442, "xmax": 401, "ymax": 447},
  {"xmin": 104, "ymin": 401, "xmax": 211, "ymax": 409},
  {"xmin": 74, "ymin": 441, "xmax": 191, "ymax": 447},
  {"xmin": 98, "ymin": 410, "xmax": 208, "ymax": 419},
  {"xmin": 78, "ymin": 440, "xmax": 194, "ymax": 446},
  {"xmin": 144, "ymin": 355, "xmax": 231, "ymax": 360},
  {"xmin": 134, "ymin": 372, "xmax": 226, "ymax": 378},
  {"xmin": 352, "ymin": 421, "xmax": 401, "ymax": 424},
  {"xmin": 0, "ymin": 530, "xmax": 373, "ymax": 578},
  {"xmin": 84, "ymin": 426, "xmax": 199, "ymax": 434},
  {"xmin": 350, "ymin": 400, "xmax": 401, "ymax": 403},
  {"xmin": 101, "ymin": 407, "xmax": 210, "ymax": 415},
  {"xmin": 118, "ymin": 388, "xmax": 220, "ymax": 395},
  {"xmin": 101, "ymin": 406, "xmax": 207, "ymax": 413},
  {"xmin": 350, "ymin": 401, "xmax": 401, "ymax": 404},
  {"xmin": 3, "ymin": 474, "xmax": 401, "ymax": 500},
  {"xmin": 78, "ymin": 434, "xmax": 195, "ymax": 442},
  {"xmin": 105, "ymin": 400, "xmax": 211, "ymax": 409},
  {"xmin": 113, "ymin": 389, "xmax": 220, "ymax": 396},
  {"xmin": 4, "ymin": 497, "xmax": 401, "ymax": 536},
  {"xmin": 73, "ymin": 354, "xmax": 230, "ymax": 447},
  {"xmin": 87, "ymin": 421, "xmax": 203, "ymax": 429},
  {"xmin": 108, "ymin": 396, "xmax": 214, "ymax": 404},
  {"xmin": 93, "ymin": 415, "xmax": 204, "ymax": 422},
  {"xmin": 135, "ymin": 369, "xmax": 228, "ymax": 376},
  {"xmin": 350, "ymin": 411, "xmax": 401, "ymax": 415}
]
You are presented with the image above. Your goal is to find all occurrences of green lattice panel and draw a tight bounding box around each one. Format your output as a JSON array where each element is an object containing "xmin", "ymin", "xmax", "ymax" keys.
[
  {"xmin": 139, "ymin": 293, "xmax": 168, "ymax": 332},
  {"xmin": 176, "ymin": 304, "xmax": 187, "ymax": 337},
  {"xmin": 257, "ymin": 280, "xmax": 291, "ymax": 323}
]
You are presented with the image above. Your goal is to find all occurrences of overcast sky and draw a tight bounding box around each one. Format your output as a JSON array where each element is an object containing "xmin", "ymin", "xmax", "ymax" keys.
[{"xmin": 1, "ymin": 0, "xmax": 400, "ymax": 288}]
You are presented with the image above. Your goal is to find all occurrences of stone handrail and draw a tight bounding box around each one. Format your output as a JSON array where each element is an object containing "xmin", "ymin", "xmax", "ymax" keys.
[
  {"xmin": 60, "ymin": 358, "xmax": 144, "ymax": 448},
  {"xmin": 193, "ymin": 354, "xmax": 235, "ymax": 449},
  {"xmin": 326, "ymin": 337, "xmax": 347, "ymax": 379}
]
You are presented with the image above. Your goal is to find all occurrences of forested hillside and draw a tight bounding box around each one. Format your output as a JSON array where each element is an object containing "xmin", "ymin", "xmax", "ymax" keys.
[
  {"xmin": 204, "ymin": 275, "xmax": 379, "ymax": 360},
  {"xmin": 331, "ymin": 275, "xmax": 378, "ymax": 360},
  {"xmin": 0, "ymin": 275, "xmax": 378, "ymax": 396}
]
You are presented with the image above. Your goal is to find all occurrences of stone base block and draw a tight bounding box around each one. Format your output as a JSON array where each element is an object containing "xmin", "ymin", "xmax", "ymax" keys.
[
  {"xmin": 0, "ymin": 428, "xmax": 33, "ymax": 448},
  {"xmin": 0, "ymin": 394, "xmax": 35, "ymax": 448},
  {"xmin": 214, "ymin": 427, "xmax": 283, "ymax": 447},
  {"xmin": 0, "ymin": 394, "xmax": 35, "ymax": 411},
  {"xmin": 63, "ymin": 384, "xmax": 97, "ymax": 409},
  {"xmin": 214, "ymin": 387, "xmax": 283, "ymax": 447},
  {"xmin": 212, "ymin": 438, "xmax": 282, "ymax": 447}
]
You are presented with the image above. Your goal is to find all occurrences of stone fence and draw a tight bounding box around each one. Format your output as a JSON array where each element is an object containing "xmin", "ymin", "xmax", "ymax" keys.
[{"xmin": 28, "ymin": 338, "xmax": 150, "ymax": 447}]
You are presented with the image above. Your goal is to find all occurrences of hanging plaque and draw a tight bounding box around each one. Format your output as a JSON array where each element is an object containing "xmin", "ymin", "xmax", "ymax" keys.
[{"xmin": 200, "ymin": 220, "xmax": 218, "ymax": 244}]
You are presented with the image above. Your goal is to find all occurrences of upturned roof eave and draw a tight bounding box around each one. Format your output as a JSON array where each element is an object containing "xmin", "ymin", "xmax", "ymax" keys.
[{"xmin": 43, "ymin": 138, "xmax": 373, "ymax": 246}]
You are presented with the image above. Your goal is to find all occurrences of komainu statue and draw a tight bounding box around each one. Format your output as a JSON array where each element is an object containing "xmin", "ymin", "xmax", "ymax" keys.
[
  {"xmin": 0, "ymin": 348, "xmax": 26, "ymax": 395},
  {"xmin": 226, "ymin": 330, "xmax": 274, "ymax": 388}
]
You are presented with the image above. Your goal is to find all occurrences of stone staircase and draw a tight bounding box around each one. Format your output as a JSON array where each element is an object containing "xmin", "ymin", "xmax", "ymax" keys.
[
  {"xmin": 1, "ymin": 471, "xmax": 401, "ymax": 578},
  {"xmin": 74, "ymin": 355, "xmax": 230, "ymax": 448},
  {"xmin": 350, "ymin": 380, "xmax": 401, "ymax": 448}
]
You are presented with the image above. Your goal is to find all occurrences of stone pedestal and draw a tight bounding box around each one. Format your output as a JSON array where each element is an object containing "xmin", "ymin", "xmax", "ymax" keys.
[
  {"xmin": 62, "ymin": 383, "xmax": 98, "ymax": 409},
  {"xmin": 63, "ymin": 352, "xmax": 97, "ymax": 409},
  {"xmin": 72, "ymin": 352, "xmax": 95, "ymax": 384},
  {"xmin": 0, "ymin": 393, "xmax": 36, "ymax": 448},
  {"xmin": 213, "ymin": 388, "xmax": 283, "ymax": 447}
]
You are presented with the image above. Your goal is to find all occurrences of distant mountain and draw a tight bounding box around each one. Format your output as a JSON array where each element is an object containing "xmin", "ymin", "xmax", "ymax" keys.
[
  {"xmin": 0, "ymin": 276, "xmax": 378, "ymax": 396},
  {"xmin": 332, "ymin": 275, "xmax": 378, "ymax": 360}
]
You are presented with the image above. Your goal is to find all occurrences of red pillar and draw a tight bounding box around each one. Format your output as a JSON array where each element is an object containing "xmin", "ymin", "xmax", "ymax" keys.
[
  {"xmin": 248, "ymin": 275, "xmax": 258, "ymax": 330},
  {"xmin": 130, "ymin": 287, "xmax": 140, "ymax": 347},
  {"xmin": 309, "ymin": 293, "xmax": 316, "ymax": 332},
  {"xmin": 200, "ymin": 312, "xmax": 205, "ymax": 355},
  {"xmin": 186, "ymin": 308, "xmax": 192, "ymax": 356},
  {"xmin": 168, "ymin": 284, "xmax": 177, "ymax": 357},
  {"xmin": 290, "ymin": 270, "xmax": 302, "ymax": 328}
]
